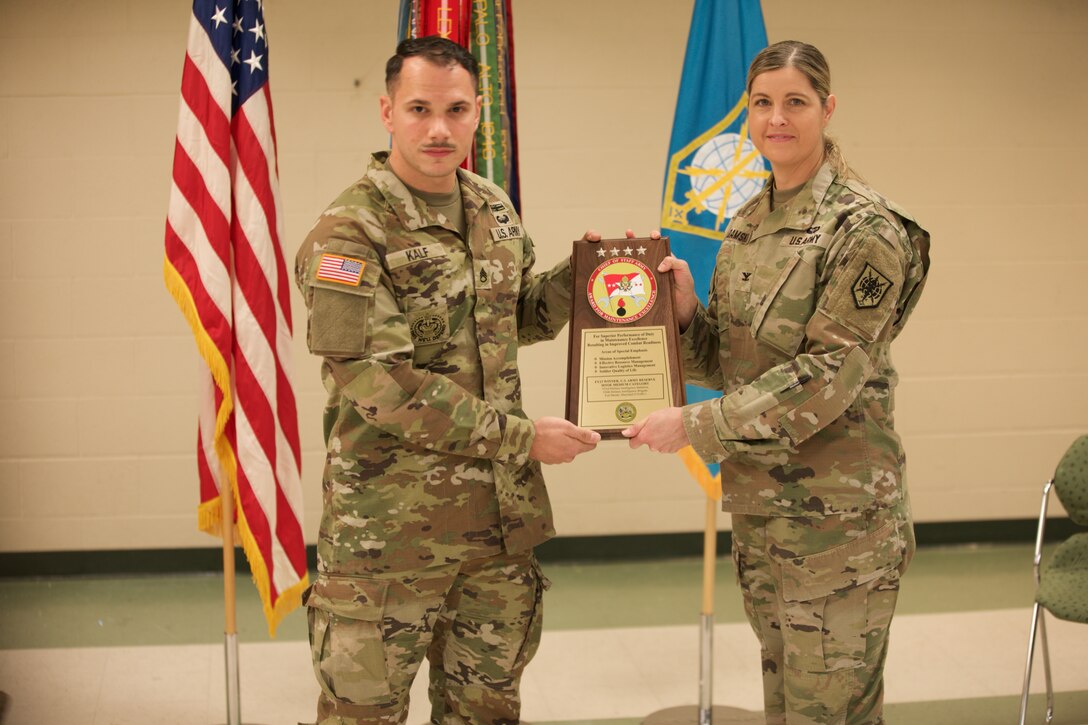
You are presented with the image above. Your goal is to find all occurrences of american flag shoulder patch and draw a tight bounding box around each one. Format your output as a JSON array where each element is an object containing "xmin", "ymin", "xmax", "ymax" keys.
[{"xmin": 316, "ymin": 253, "xmax": 366, "ymax": 286}]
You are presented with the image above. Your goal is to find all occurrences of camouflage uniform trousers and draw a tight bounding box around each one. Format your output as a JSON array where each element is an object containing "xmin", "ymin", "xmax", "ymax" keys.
[
  {"xmin": 305, "ymin": 550, "xmax": 548, "ymax": 724},
  {"xmin": 731, "ymin": 502, "xmax": 914, "ymax": 725}
]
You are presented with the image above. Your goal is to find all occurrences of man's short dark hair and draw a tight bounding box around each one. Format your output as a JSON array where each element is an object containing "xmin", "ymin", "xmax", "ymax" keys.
[{"xmin": 385, "ymin": 36, "xmax": 480, "ymax": 93}]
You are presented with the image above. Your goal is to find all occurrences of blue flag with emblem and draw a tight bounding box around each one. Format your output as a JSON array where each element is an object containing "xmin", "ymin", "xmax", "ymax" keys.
[{"xmin": 661, "ymin": 0, "xmax": 768, "ymax": 499}]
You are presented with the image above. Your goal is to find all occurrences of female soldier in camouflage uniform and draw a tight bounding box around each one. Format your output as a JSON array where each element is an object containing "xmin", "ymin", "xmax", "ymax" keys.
[{"xmin": 625, "ymin": 41, "xmax": 931, "ymax": 724}]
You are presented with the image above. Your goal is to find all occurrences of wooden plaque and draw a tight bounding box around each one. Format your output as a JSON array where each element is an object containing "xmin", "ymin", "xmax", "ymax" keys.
[{"xmin": 565, "ymin": 237, "xmax": 686, "ymax": 439}]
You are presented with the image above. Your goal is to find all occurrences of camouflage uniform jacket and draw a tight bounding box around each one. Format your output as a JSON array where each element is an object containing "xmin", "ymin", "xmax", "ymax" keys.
[
  {"xmin": 296, "ymin": 151, "xmax": 572, "ymax": 575},
  {"xmin": 680, "ymin": 162, "xmax": 931, "ymax": 517}
]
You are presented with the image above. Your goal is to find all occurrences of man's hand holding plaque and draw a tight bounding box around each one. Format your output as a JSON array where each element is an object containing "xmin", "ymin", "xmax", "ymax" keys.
[{"xmin": 565, "ymin": 235, "xmax": 686, "ymax": 439}]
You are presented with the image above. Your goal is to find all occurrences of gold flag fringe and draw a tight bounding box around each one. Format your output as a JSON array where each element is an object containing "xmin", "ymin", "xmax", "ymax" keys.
[{"xmin": 165, "ymin": 257, "xmax": 307, "ymax": 638}]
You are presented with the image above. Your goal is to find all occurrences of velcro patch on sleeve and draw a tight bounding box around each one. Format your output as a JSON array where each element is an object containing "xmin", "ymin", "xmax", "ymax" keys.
[
  {"xmin": 316, "ymin": 253, "xmax": 366, "ymax": 286},
  {"xmin": 820, "ymin": 235, "xmax": 904, "ymax": 343}
]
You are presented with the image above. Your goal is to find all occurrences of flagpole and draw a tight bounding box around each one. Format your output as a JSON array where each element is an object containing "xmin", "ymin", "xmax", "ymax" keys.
[
  {"xmin": 642, "ymin": 498, "xmax": 760, "ymax": 725},
  {"xmin": 642, "ymin": 496, "xmax": 720, "ymax": 725},
  {"xmin": 221, "ymin": 488, "xmax": 242, "ymax": 725},
  {"xmin": 698, "ymin": 496, "xmax": 716, "ymax": 724}
]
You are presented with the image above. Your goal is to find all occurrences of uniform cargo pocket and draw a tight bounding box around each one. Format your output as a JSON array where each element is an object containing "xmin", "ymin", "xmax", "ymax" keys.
[
  {"xmin": 512, "ymin": 557, "xmax": 550, "ymax": 672},
  {"xmin": 776, "ymin": 520, "xmax": 903, "ymax": 674},
  {"xmin": 305, "ymin": 574, "xmax": 391, "ymax": 705},
  {"xmin": 779, "ymin": 520, "xmax": 902, "ymax": 602}
]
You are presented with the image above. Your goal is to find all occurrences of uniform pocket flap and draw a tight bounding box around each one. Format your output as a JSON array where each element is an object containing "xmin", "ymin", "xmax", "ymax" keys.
[
  {"xmin": 779, "ymin": 520, "xmax": 901, "ymax": 602},
  {"xmin": 750, "ymin": 252, "xmax": 801, "ymax": 336},
  {"xmin": 304, "ymin": 574, "xmax": 388, "ymax": 621},
  {"xmin": 750, "ymin": 249, "xmax": 819, "ymax": 358}
]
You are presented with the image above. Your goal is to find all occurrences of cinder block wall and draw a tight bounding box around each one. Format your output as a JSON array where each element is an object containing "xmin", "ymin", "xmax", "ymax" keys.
[{"xmin": 1, "ymin": 0, "xmax": 1085, "ymax": 552}]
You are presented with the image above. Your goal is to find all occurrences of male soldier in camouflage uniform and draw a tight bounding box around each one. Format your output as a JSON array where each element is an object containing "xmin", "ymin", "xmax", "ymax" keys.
[
  {"xmin": 625, "ymin": 41, "xmax": 931, "ymax": 725},
  {"xmin": 295, "ymin": 37, "xmax": 602, "ymax": 724}
]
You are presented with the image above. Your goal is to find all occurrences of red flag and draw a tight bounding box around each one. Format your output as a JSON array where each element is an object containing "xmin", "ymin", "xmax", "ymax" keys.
[
  {"xmin": 398, "ymin": 0, "xmax": 521, "ymax": 210},
  {"xmin": 399, "ymin": 1, "xmax": 471, "ymax": 47},
  {"xmin": 163, "ymin": 0, "xmax": 307, "ymax": 636}
]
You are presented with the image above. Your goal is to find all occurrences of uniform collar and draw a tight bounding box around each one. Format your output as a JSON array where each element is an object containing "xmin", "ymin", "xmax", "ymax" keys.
[
  {"xmin": 367, "ymin": 151, "xmax": 491, "ymax": 234},
  {"xmin": 740, "ymin": 161, "xmax": 837, "ymax": 239},
  {"xmin": 454, "ymin": 168, "xmax": 490, "ymax": 225}
]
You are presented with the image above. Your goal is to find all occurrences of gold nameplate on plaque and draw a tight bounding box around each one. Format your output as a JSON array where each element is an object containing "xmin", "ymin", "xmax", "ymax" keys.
[{"xmin": 565, "ymin": 237, "xmax": 686, "ymax": 439}]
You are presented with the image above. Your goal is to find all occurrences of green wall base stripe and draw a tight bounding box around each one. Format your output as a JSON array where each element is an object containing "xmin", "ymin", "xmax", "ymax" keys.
[
  {"xmin": 885, "ymin": 690, "xmax": 1088, "ymax": 725},
  {"xmin": 0, "ymin": 517, "xmax": 1080, "ymax": 578},
  {"xmin": 538, "ymin": 517, "xmax": 1081, "ymax": 562},
  {"xmin": 527, "ymin": 690, "xmax": 1088, "ymax": 725}
]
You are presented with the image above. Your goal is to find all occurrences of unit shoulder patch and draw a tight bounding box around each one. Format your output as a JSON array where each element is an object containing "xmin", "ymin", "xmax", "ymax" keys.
[{"xmin": 851, "ymin": 263, "xmax": 893, "ymax": 309}]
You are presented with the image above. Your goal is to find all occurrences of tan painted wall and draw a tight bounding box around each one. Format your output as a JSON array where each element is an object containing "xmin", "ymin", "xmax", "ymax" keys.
[{"xmin": 1, "ymin": 0, "xmax": 1085, "ymax": 552}]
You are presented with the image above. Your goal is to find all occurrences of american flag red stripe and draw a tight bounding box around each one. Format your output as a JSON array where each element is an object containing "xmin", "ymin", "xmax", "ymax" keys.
[{"xmin": 163, "ymin": 0, "xmax": 307, "ymax": 636}]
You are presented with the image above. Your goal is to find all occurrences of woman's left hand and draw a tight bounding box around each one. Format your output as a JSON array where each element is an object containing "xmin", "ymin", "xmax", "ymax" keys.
[
  {"xmin": 622, "ymin": 407, "xmax": 689, "ymax": 453},
  {"xmin": 657, "ymin": 255, "xmax": 698, "ymax": 331}
]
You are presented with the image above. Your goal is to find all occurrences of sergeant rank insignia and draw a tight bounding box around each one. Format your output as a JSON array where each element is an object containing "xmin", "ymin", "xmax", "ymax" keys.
[
  {"xmin": 587, "ymin": 257, "xmax": 657, "ymax": 324},
  {"xmin": 852, "ymin": 263, "xmax": 893, "ymax": 309}
]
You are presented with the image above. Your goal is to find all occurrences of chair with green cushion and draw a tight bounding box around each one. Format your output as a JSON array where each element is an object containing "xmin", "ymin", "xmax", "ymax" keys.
[{"xmin": 1018, "ymin": 433, "xmax": 1088, "ymax": 725}]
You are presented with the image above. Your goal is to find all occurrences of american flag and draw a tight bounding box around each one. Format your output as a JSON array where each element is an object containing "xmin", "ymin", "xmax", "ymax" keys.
[
  {"xmin": 163, "ymin": 0, "xmax": 307, "ymax": 636},
  {"xmin": 316, "ymin": 254, "xmax": 365, "ymax": 286}
]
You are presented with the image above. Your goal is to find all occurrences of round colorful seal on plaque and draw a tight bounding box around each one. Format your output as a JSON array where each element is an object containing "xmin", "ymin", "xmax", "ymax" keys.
[{"xmin": 587, "ymin": 257, "xmax": 657, "ymax": 324}]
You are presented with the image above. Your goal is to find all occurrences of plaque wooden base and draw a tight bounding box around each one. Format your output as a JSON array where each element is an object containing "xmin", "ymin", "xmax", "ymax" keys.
[{"xmin": 565, "ymin": 237, "xmax": 686, "ymax": 439}]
